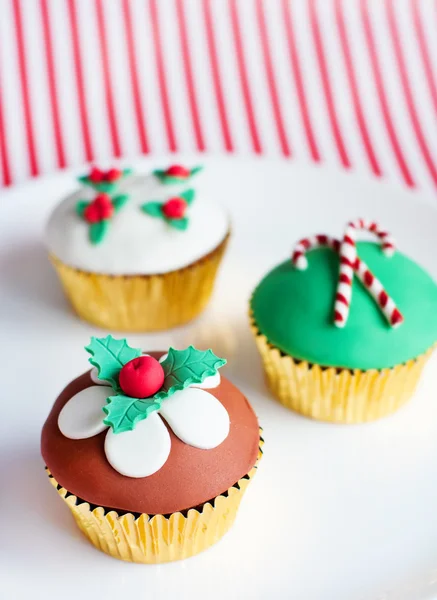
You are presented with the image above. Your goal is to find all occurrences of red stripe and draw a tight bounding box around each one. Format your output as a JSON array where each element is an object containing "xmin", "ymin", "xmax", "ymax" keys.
[
  {"xmin": 255, "ymin": 0, "xmax": 291, "ymax": 157},
  {"xmin": 391, "ymin": 308, "xmax": 403, "ymax": 326},
  {"xmin": 336, "ymin": 293, "xmax": 349, "ymax": 307},
  {"xmin": 281, "ymin": 0, "xmax": 320, "ymax": 161},
  {"xmin": 339, "ymin": 273, "xmax": 351, "ymax": 285},
  {"xmin": 149, "ymin": 0, "xmax": 177, "ymax": 152},
  {"xmin": 360, "ymin": 0, "xmax": 415, "ymax": 188},
  {"xmin": 308, "ymin": 0, "xmax": 351, "ymax": 168},
  {"xmin": 40, "ymin": 0, "xmax": 66, "ymax": 169},
  {"xmin": 67, "ymin": 0, "xmax": 93, "ymax": 162},
  {"xmin": 379, "ymin": 290, "xmax": 388, "ymax": 307},
  {"xmin": 316, "ymin": 234, "xmax": 328, "ymax": 245},
  {"xmin": 335, "ymin": 0, "xmax": 381, "ymax": 176},
  {"xmin": 412, "ymin": 0, "xmax": 437, "ymax": 117},
  {"xmin": 0, "ymin": 54, "xmax": 11, "ymax": 186},
  {"xmin": 334, "ymin": 310, "xmax": 344, "ymax": 322},
  {"xmin": 386, "ymin": 0, "xmax": 437, "ymax": 187},
  {"xmin": 11, "ymin": 0, "xmax": 39, "ymax": 176},
  {"xmin": 301, "ymin": 238, "xmax": 311, "ymax": 249},
  {"xmin": 228, "ymin": 0, "xmax": 262, "ymax": 153},
  {"xmin": 343, "ymin": 234, "xmax": 355, "ymax": 246},
  {"xmin": 363, "ymin": 270, "xmax": 374, "ymax": 286},
  {"xmin": 175, "ymin": 0, "xmax": 205, "ymax": 152},
  {"xmin": 121, "ymin": 0, "xmax": 149, "ymax": 154},
  {"xmin": 202, "ymin": 0, "xmax": 233, "ymax": 151},
  {"xmin": 95, "ymin": 0, "xmax": 121, "ymax": 157},
  {"xmin": 340, "ymin": 256, "xmax": 355, "ymax": 268}
]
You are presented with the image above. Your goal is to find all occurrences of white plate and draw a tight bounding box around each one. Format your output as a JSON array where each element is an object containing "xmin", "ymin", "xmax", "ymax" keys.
[{"xmin": 2, "ymin": 157, "xmax": 437, "ymax": 600}]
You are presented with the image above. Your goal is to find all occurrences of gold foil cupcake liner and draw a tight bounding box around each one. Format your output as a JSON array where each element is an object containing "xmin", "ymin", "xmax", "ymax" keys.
[
  {"xmin": 49, "ymin": 234, "xmax": 229, "ymax": 331},
  {"xmin": 250, "ymin": 314, "xmax": 432, "ymax": 423},
  {"xmin": 46, "ymin": 433, "xmax": 263, "ymax": 564}
]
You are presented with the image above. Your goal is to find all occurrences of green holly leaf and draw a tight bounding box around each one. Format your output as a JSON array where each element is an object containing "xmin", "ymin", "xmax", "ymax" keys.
[
  {"xmin": 155, "ymin": 346, "xmax": 226, "ymax": 400},
  {"xmin": 190, "ymin": 166, "xmax": 203, "ymax": 176},
  {"xmin": 180, "ymin": 188, "xmax": 195, "ymax": 205},
  {"xmin": 76, "ymin": 200, "xmax": 89, "ymax": 217},
  {"xmin": 103, "ymin": 394, "xmax": 162, "ymax": 433},
  {"xmin": 112, "ymin": 194, "xmax": 129, "ymax": 212},
  {"xmin": 89, "ymin": 220, "xmax": 110, "ymax": 244},
  {"xmin": 77, "ymin": 175, "xmax": 89, "ymax": 186},
  {"xmin": 142, "ymin": 201, "xmax": 163, "ymax": 218},
  {"xmin": 166, "ymin": 217, "xmax": 189, "ymax": 231},
  {"xmin": 85, "ymin": 336, "xmax": 142, "ymax": 390}
]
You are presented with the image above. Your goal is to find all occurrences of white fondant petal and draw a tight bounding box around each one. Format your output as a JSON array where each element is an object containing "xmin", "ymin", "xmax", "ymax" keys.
[
  {"xmin": 159, "ymin": 353, "xmax": 221, "ymax": 389},
  {"xmin": 90, "ymin": 367, "xmax": 111, "ymax": 386},
  {"xmin": 159, "ymin": 388, "xmax": 229, "ymax": 450},
  {"xmin": 58, "ymin": 386, "xmax": 109, "ymax": 439},
  {"xmin": 192, "ymin": 372, "xmax": 221, "ymax": 390},
  {"xmin": 104, "ymin": 413, "xmax": 171, "ymax": 478}
]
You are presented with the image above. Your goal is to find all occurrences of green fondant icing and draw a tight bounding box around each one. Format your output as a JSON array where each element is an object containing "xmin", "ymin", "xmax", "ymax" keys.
[
  {"xmin": 180, "ymin": 188, "xmax": 195, "ymax": 205},
  {"xmin": 156, "ymin": 346, "xmax": 227, "ymax": 400},
  {"xmin": 251, "ymin": 242, "xmax": 437, "ymax": 370},
  {"xmin": 166, "ymin": 216, "xmax": 189, "ymax": 231},
  {"xmin": 76, "ymin": 200, "xmax": 88, "ymax": 217},
  {"xmin": 85, "ymin": 336, "xmax": 142, "ymax": 391},
  {"xmin": 112, "ymin": 194, "xmax": 129, "ymax": 212},
  {"xmin": 89, "ymin": 220, "xmax": 109, "ymax": 244},
  {"xmin": 103, "ymin": 394, "xmax": 162, "ymax": 433},
  {"xmin": 141, "ymin": 201, "xmax": 162, "ymax": 217}
]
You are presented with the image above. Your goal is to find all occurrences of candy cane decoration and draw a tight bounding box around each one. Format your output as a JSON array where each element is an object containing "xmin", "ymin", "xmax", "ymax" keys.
[{"xmin": 291, "ymin": 220, "xmax": 404, "ymax": 328}]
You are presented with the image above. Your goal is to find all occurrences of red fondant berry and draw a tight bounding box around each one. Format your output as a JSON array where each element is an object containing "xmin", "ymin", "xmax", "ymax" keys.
[
  {"xmin": 119, "ymin": 356, "xmax": 165, "ymax": 398},
  {"xmin": 84, "ymin": 194, "xmax": 114, "ymax": 223},
  {"xmin": 162, "ymin": 197, "xmax": 187, "ymax": 219},
  {"xmin": 84, "ymin": 203, "xmax": 101, "ymax": 223},
  {"xmin": 105, "ymin": 168, "xmax": 122, "ymax": 182},
  {"xmin": 166, "ymin": 164, "xmax": 190, "ymax": 178},
  {"xmin": 89, "ymin": 167, "xmax": 104, "ymax": 183}
]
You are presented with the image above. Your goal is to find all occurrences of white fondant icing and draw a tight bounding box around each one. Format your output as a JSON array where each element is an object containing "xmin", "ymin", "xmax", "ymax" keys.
[
  {"xmin": 90, "ymin": 367, "xmax": 111, "ymax": 386},
  {"xmin": 59, "ymin": 380, "xmax": 229, "ymax": 477},
  {"xmin": 159, "ymin": 388, "xmax": 229, "ymax": 450},
  {"xmin": 159, "ymin": 353, "xmax": 221, "ymax": 389},
  {"xmin": 104, "ymin": 412, "xmax": 171, "ymax": 478},
  {"xmin": 58, "ymin": 386, "xmax": 109, "ymax": 439},
  {"xmin": 45, "ymin": 173, "xmax": 229, "ymax": 275}
]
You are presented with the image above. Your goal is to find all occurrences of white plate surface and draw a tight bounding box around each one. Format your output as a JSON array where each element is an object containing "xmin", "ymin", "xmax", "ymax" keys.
[{"xmin": 2, "ymin": 157, "xmax": 437, "ymax": 600}]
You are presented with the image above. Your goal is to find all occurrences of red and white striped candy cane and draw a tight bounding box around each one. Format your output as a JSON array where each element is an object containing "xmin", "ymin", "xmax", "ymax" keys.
[
  {"xmin": 334, "ymin": 219, "xmax": 398, "ymax": 327},
  {"xmin": 291, "ymin": 221, "xmax": 404, "ymax": 328},
  {"xmin": 354, "ymin": 256, "xmax": 403, "ymax": 327},
  {"xmin": 292, "ymin": 234, "xmax": 339, "ymax": 270}
]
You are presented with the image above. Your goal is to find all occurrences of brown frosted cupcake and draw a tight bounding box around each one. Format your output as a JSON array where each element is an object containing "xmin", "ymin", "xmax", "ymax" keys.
[
  {"xmin": 41, "ymin": 336, "xmax": 262, "ymax": 563},
  {"xmin": 45, "ymin": 164, "xmax": 229, "ymax": 331}
]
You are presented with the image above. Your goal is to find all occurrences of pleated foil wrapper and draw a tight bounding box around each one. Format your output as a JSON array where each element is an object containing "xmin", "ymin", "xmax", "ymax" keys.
[
  {"xmin": 250, "ymin": 313, "xmax": 432, "ymax": 423},
  {"xmin": 49, "ymin": 234, "xmax": 229, "ymax": 332},
  {"xmin": 46, "ymin": 433, "xmax": 263, "ymax": 563}
]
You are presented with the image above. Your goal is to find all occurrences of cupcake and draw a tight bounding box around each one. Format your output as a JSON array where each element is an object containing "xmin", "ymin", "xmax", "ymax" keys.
[
  {"xmin": 250, "ymin": 218, "xmax": 437, "ymax": 423},
  {"xmin": 41, "ymin": 336, "xmax": 262, "ymax": 563},
  {"xmin": 45, "ymin": 164, "xmax": 230, "ymax": 331}
]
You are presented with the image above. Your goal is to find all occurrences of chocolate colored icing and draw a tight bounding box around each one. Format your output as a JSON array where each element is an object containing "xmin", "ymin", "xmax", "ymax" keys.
[{"xmin": 41, "ymin": 354, "xmax": 260, "ymax": 515}]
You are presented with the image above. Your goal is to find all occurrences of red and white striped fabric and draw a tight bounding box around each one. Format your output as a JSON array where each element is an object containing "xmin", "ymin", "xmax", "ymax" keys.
[{"xmin": 1, "ymin": 0, "xmax": 437, "ymax": 191}]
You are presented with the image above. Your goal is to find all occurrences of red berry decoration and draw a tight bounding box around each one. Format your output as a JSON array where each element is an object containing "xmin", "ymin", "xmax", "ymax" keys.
[
  {"xmin": 119, "ymin": 356, "xmax": 165, "ymax": 398},
  {"xmin": 162, "ymin": 197, "xmax": 187, "ymax": 219},
  {"xmin": 105, "ymin": 168, "xmax": 122, "ymax": 182},
  {"xmin": 84, "ymin": 193, "xmax": 114, "ymax": 223},
  {"xmin": 166, "ymin": 164, "xmax": 190, "ymax": 178},
  {"xmin": 89, "ymin": 167, "xmax": 104, "ymax": 183}
]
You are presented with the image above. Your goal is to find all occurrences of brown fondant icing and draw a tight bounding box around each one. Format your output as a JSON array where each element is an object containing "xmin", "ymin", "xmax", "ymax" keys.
[{"xmin": 41, "ymin": 354, "xmax": 260, "ymax": 515}]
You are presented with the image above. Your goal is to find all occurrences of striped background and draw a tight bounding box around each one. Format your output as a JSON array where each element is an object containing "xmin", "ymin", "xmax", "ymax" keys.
[{"xmin": 1, "ymin": 0, "xmax": 437, "ymax": 193}]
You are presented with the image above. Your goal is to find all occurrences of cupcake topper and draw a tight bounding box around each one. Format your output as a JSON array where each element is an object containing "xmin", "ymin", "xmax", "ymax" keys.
[
  {"xmin": 58, "ymin": 336, "xmax": 229, "ymax": 478},
  {"xmin": 78, "ymin": 166, "xmax": 132, "ymax": 193},
  {"xmin": 141, "ymin": 189, "xmax": 196, "ymax": 231},
  {"xmin": 291, "ymin": 219, "xmax": 404, "ymax": 329}
]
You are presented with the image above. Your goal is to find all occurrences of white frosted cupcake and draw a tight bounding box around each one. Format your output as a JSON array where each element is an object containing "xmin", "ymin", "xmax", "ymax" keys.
[{"xmin": 46, "ymin": 164, "xmax": 230, "ymax": 331}]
